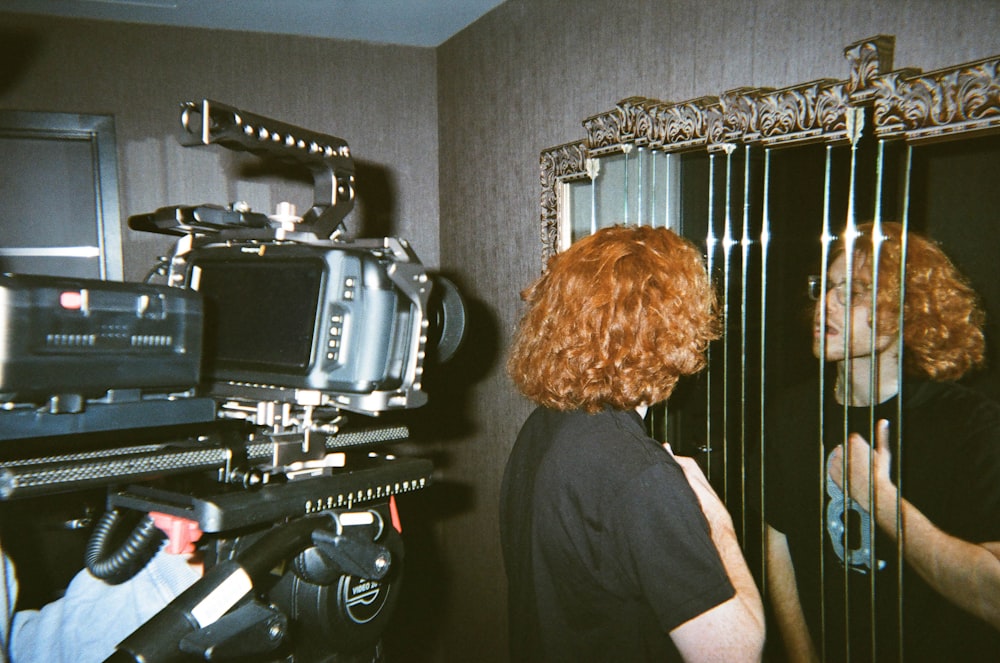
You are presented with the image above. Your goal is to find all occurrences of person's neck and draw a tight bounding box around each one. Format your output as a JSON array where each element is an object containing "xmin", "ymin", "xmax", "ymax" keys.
[{"xmin": 834, "ymin": 353, "xmax": 900, "ymax": 406}]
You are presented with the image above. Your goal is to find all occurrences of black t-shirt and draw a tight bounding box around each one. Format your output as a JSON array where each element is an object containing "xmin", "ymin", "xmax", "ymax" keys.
[
  {"xmin": 500, "ymin": 407, "xmax": 735, "ymax": 663},
  {"xmin": 766, "ymin": 379, "xmax": 1000, "ymax": 662}
]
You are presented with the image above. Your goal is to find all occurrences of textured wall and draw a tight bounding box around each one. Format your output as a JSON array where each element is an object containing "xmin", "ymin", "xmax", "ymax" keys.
[
  {"xmin": 2, "ymin": 2, "xmax": 1000, "ymax": 661},
  {"xmin": 435, "ymin": 0, "xmax": 1000, "ymax": 660},
  {"xmin": 0, "ymin": 13, "xmax": 440, "ymax": 274}
]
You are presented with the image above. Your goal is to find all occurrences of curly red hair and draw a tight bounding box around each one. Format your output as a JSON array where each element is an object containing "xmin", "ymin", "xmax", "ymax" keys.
[
  {"xmin": 507, "ymin": 225, "xmax": 720, "ymax": 413},
  {"xmin": 834, "ymin": 222, "xmax": 985, "ymax": 381}
]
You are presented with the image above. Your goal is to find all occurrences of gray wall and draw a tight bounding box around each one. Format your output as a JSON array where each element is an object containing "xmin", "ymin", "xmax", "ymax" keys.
[{"xmin": 3, "ymin": 1, "xmax": 1000, "ymax": 661}]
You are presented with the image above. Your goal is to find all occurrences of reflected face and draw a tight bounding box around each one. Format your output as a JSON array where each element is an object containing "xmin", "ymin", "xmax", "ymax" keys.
[{"xmin": 812, "ymin": 253, "xmax": 894, "ymax": 362}]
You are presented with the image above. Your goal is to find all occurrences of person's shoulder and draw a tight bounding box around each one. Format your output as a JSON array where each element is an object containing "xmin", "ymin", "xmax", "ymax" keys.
[
  {"xmin": 515, "ymin": 406, "xmax": 629, "ymax": 464},
  {"xmin": 516, "ymin": 405, "xmax": 581, "ymax": 439},
  {"xmin": 910, "ymin": 381, "xmax": 1000, "ymax": 453},
  {"xmin": 529, "ymin": 406, "xmax": 640, "ymax": 436},
  {"xmin": 910, "ymin": 380, "xmax": 1000, "ymax": 420}
]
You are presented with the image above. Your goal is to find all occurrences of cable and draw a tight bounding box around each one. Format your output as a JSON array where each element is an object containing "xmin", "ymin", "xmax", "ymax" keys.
[{"xmin": 85, "ymin": 509, "xmax": 165, "ymax": 585}]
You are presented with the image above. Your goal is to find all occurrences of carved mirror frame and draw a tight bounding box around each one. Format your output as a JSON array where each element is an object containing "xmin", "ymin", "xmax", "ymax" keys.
[{"xmin": 540, "ymin": 35, "xmax": 1000, "ymax": 261}]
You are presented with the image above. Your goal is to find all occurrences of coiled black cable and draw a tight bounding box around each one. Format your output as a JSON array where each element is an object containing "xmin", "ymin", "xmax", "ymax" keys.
[{"xmin": 85, "ymin": 509, "xmax": 165, "ymax": 584}]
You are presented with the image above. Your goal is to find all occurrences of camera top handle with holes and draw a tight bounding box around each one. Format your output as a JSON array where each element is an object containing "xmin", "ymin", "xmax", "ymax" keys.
[{"xmin": 137, "ymin": 98, "xmax": 358, "ymax": 242}]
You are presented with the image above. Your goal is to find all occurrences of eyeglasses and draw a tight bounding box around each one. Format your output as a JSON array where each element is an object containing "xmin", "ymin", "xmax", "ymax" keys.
[{"xmin": 807, "ymin": 275, "xmax": 873, "ymax": 305}]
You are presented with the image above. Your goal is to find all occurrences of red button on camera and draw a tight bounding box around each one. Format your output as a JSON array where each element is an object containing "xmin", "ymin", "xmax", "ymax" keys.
[{"xmin": 59, "ymin": 291, "xmax": 84, "ymax": 310}]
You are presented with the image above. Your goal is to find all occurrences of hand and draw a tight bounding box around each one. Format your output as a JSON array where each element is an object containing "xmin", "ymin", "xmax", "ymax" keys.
[{"xmin": 827, "ymin": 419, "xmax": 895, "ymax": 514}]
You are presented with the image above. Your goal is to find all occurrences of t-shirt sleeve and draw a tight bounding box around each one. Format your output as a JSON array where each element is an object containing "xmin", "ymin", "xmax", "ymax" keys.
[
  {"xmin": 614, "ymin": 461, "xmax": 735, "ymax": 633},
  {"xmin": 953, "ymin": 401, "xmax": 1000, "ymax": 543}
]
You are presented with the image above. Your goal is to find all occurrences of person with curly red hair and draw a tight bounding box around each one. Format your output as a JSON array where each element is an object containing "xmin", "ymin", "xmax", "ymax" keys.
[
  {"xmin": 766, "ymin": 222, "xmax": 1000, "ymax": 662},
  {"xmin": 500, "ymin": 225, "xmax": 764, "ymax": 662}
]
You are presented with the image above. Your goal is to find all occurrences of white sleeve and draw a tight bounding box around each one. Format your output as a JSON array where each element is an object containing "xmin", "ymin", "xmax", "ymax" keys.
[
  {"xmin": 1, "ymin": 546, "xmax": 17, "ymax": 663},
  {"xmin": 7, "ymin": 549, "xmax": 200, "ymax": 663}
]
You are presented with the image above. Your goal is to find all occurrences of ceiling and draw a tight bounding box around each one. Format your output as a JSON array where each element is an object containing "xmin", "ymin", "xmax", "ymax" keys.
[{"xmin": 2, "ymin": 0, "xmax": 508, "ymax": 47}]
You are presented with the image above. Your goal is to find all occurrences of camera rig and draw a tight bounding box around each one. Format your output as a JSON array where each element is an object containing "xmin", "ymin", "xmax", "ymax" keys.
[{"xmin": 0, "ymin": 100, "xmax": 465, "ymax": 662}]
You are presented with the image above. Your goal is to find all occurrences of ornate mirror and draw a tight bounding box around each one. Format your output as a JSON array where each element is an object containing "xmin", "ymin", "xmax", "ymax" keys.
[{"xmin": 540, "ymin": 35, "xmax": 1000, "ymax": 661}]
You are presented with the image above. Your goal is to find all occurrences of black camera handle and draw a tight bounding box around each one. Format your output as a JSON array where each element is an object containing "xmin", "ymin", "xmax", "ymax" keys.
[{"xmin": 128, "ymin": 100, "xmax": 356, "ymax": 241}]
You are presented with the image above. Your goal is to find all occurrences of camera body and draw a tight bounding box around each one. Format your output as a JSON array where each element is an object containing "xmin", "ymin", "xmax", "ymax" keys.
[{"xmin": 185, "ymin": 234, "xmax": 432, "ymax": 417}]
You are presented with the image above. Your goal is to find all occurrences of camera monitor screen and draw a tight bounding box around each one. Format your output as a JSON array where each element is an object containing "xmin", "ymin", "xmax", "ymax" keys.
[
  {"xmin": 195, "ymin": 258, "xmax": 324, "ymax": 374},
  {"xmin": 186, "ymin": 241, "xmax": 426, "ymax": 414}
]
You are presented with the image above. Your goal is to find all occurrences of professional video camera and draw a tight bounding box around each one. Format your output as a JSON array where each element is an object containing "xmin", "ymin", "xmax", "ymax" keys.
[{"xmin": 0, "ymin": 100, "xmax": 465, "ymax": 662}]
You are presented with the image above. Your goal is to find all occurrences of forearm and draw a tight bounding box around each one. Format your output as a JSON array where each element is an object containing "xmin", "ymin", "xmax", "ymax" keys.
[
  {"xmin": 2, "ymin": 550, "xmax": 14, "ymax": 663},
  {"xmin": 713, "ymin": 520, "xmax": 765, "ymax": 634},
  {"xmin": 670, "ymin": 456, "xmax": 765, "ymax": 661},
  {"xmin": 875, "ymin": 488, "xmax": 1000, "ymax": 630},
  {"xmin": 765, "ymin": 527, "xmax": 820, "ymax": 663},
  {"xmin": 670, "ymin": 532, "xmax": 765, "ymax": 663},
  {"xmin": 676, "ymin": 514, "xmax": 767, "ymax": 663}
]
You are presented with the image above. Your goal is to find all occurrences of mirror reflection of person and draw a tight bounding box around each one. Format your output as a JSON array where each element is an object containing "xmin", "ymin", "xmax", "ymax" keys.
[
  {"xmin": 765, "ymin": 222, "xmax": 1000, "ymax": 662},
  {"xmin": 500, "ymin": 225, "xmax": 765, "ymax": 662}
]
